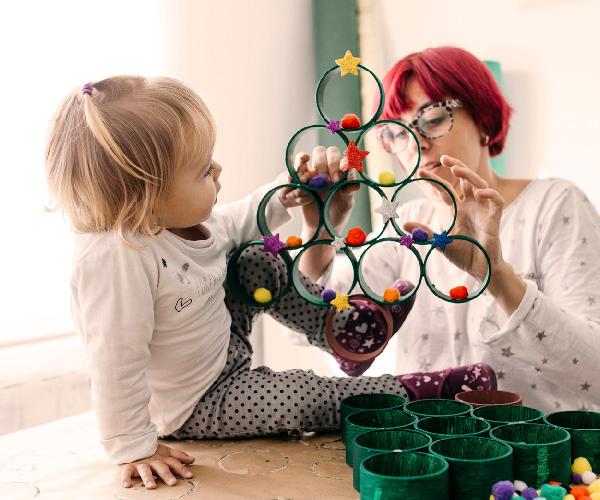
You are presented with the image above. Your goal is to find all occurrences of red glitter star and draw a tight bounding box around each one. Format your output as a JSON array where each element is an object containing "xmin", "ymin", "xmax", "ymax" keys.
[{"xmin": 342, "ymin": 141, "xmax": 369, "ymax": 173}]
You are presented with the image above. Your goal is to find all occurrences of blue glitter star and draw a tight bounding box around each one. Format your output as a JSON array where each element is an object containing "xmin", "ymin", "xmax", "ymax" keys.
[
  {"xmin": 261, "ymin": 233, "xmax": 287, "ymax": 258},
  {"xmin": 326, "ymin": 120, "xmax": 342, "ymax": 134},
  {"xmin": 431, "ymin": 230, "xmax": 453, "ymax": 251}
]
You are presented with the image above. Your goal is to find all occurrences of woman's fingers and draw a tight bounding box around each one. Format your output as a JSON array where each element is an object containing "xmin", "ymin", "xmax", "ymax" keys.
[
  {"xmin": 137, "ymin": 463, "xmax": 157, "ymax": 489},
  {"xmin": 417, "ymin": 169, "xmax": 457, "ymax": 205},
  {"xmin": 442, "ymin": 155, "xmax": 488, "ymax": 190},
  {"xmin": 475, "ymin": 188, "xmax": 505, "ymax": 213}
]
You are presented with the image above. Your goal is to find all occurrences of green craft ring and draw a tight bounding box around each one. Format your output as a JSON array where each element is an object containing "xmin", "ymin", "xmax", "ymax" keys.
[
  {"xmin": 226, "ymin": 240, "xmax": 294, "ymax": 307},
  {"xmin": 256, "ymin": 183, "xmax": 324, "ymax": 248},
  {"xmin": 390, "ymin": 177, "xmax": 458, "ymax": 244},
  {"xmin": 285, "ymin": 124, "xmax": 350, "ymax": 191},
  {"xmin": 291, "ymin": 240, "xmax": 358, "ymax": 306},
  {"xmin": 316, "ymin": 64, "xmax": 384, "ymax": 133},
  {"xmin": 354, "ymin": 119, "xmax": 422, "ymax": 186},
  {"xmin": 356, "ymin": 237, "xmax": 423, "ymax": 306},
  {"xmin": 422, "ymin": 234, "xmax": 492, "ymax": 303},
  {"xmin": 323, "ymin": 178, "xmax": 388, "ymax": 245}
]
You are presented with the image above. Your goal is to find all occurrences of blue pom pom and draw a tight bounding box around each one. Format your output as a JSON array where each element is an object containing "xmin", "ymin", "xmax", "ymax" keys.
[
  {"xmin": 321, "ymin": 289, "xmax": 337, "ymax": 303},
  {"xmin": 520, "ymin": 487, "xmax": 538, "ymax": 500},
  {"xmin": 411, "ymin": 228, "xmax": 428, "ymax": 242},
  {"xmin": 491, "ymin": 480, "xmax": 516, "ymax": 500}
]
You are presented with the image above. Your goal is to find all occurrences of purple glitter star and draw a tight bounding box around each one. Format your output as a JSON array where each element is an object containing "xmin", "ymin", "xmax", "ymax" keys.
[
  {"xmin": 262, "ymin": 233, "xmax": 287, "ymax": 258},
  {"xmin": 308, "ymin": 173, "xmax": 329, "ymax": 188},
  {"xmin": 431, "ymin": 230, "xmax": 453, "ymax": 251},
  {"xmin": 400, "ymin": 234, "xmax": 413, "ymax": 248},
  {"xmin": 326, "ymin": 120, "xmax": 342, "ymax": 134}
]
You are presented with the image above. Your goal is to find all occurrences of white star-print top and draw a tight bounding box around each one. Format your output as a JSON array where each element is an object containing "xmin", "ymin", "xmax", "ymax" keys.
[{"xmin": 321, "ymin": 178, "xmax": 600, "ymax": 412}]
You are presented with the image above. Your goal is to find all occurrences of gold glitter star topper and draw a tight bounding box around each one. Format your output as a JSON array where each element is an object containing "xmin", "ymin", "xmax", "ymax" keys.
[{"xmin": 335, "ymin": 50, "xmax": 361, "ymax": 77}]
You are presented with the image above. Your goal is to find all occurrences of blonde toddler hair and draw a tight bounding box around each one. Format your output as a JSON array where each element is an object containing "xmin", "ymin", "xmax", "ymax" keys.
[{"xmin": 45, "ymin": 75, "xmax": 216, "ymax": 238}]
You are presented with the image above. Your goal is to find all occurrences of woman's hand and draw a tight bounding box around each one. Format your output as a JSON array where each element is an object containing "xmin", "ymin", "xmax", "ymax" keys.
[
  {"xmin": 403, "ymin": 154, "xmax": 506, "ymax": 283},
  {"xmin": 120, "ymin": 443, "xmax": 195, "ymax": 489},
  {"xmin": 277, "ymin": 146, "xmax": 359, "ymax": 234}
]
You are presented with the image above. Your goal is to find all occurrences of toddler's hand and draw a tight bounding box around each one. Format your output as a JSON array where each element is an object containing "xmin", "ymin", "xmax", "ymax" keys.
[
  {"xmin": 277, "ymin": 146, "xmax": 359, "ymax": 232},
  {"xmin": 120, "ymin": 443, "xmax": 195, "ymax": 489}
]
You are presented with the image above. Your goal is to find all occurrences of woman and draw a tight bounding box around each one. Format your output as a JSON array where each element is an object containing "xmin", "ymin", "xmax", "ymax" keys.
[{"xmin": 297, "ymin": 46, "xmax": 600, "ymax": 412}]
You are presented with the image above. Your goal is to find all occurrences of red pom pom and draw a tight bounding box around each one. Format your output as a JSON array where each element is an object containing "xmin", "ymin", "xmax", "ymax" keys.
[
  {"xmin": 345, "ymin": 227, "xmax": 367, "ymax": 246},
  {"xmin": 341, "ymin": 113, "xmax": 361, "ymax": 129},
  {"xmin": 449, "ymin": 286, "xmax": 468, "ymax": 300}
]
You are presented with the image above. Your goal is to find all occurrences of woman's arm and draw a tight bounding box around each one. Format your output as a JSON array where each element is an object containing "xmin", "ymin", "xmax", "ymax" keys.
[{"xmin": 482, "ymin": 183, "xmax": 600, "ymax": 403}]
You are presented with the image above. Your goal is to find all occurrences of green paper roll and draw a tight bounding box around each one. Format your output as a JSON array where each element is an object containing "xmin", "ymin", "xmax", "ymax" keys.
[
  {"xmin": 403, "ymin": 399, "xmax": 472, "ymax": 419},
  {"xmin": 544, "ymin": 410, "xmax": 600, "ymax": 470},
  {"xmin": 429, "ymin": 436, "xmax": 513, "ymax": 499},
  {"xmin": 415, "ymin": 415, "xmax": 491, "ymax": 441},
  {"xmin": 360, "ymin": 451, "xmax": 449, "ymax": 500},
  {"xmin": 491, "ymin": 422, "xmax": 571, "ymax": 486},
  {"xmin": 343, "ymin": 409, "xmax": 417, "ymax": 465},
  {"xmin": 340, "ymin": 393, "xmax": 406, "ymax": 435},
  {"xmin": 352, "ymin": 429, "xmax": 432, "ymax": 492},
  {"xmin": 472, "ymin": 404, "xmax": 544, "ymax": 428}
]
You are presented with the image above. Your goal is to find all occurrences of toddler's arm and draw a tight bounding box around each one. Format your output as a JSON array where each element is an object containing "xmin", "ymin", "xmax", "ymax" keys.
[{"xmin": 72, "ymin": 240, "xmax": 159, "ymax": 464}]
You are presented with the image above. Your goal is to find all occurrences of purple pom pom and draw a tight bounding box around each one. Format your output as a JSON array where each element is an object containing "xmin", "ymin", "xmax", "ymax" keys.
[
  {"xmin": 491, "ymin": 480, "xmax": 516, "ymax": 500},
  {"xmin": 308, "ymin": 174, "xmax": 329, "ymax": 188},
  {"xmin": 572, "ymin": 472, "xmax": 582, "ymax": 484},
  {"xmin": 411, "ymin": 228, "xmax": 428, "ymax": 242},
  {"xmin": 321, "ymin": 289, "xmax": 336, "ymax": 303},
  {"xmin": 520, "ymin": 487, "xmax": 538, "ymax": 500}
]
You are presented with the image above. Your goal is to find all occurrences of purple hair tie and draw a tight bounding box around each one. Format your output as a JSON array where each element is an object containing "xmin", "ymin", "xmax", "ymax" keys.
[{"xmin": 82, "ymin": 83, "xmax": 93, "ymax": 96}]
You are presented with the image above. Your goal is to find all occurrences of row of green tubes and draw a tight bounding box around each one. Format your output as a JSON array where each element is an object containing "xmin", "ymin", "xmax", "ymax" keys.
[{"xmin": 338, "ymin": 393, "xmax": 600, "ymax": 499}]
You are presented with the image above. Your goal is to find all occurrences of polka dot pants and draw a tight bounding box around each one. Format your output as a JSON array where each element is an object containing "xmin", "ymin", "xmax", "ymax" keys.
[{"xmin": 171, "ymin": 248, "xmax": 409, "ymax": 440}]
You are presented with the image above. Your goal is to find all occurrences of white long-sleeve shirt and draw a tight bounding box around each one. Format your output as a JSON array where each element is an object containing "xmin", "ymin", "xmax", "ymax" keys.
[
  {"xmin": 71, "ymin": 182, "xmax": 290, "ymax": 464},
  {"xmin": 322, "ymin": 178, "xmax": 600, "ymax": 412}
]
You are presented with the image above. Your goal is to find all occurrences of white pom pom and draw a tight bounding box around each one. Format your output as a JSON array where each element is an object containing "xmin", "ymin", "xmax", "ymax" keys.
[
  {"xmin": 582, "ymin": 470, "xmax": 597, "ymax": 484},
  {"xmin": 514, "ymin": 480, "xmax": 528, "ymax": 492}
]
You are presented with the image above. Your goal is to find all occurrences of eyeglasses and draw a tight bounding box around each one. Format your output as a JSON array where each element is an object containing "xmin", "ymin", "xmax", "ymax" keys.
[{"xmin": 377, "ymin": 99, "xmax": 463, "ymax": 154}]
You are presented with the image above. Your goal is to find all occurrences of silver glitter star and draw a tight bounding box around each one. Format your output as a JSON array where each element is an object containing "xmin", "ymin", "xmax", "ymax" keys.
[
  {"xmin": 374, "ymin": 198, "xmax": 400, "ymax": 223},
  {"xmin": 497, "ymin": 370, "xmax": 505, "ymax": 379},
  {"xmin": 501, "ymin": 346, "xmax": 514, "ymax": 358},
  {"xmin": 330, "ymin": 237, "xmax": 346, "ymax": 251},
  {"xmin": 536, "ymin": 330, "xmax": 547, "ymax": 341},
  {"xmin": 581, "ymin": 381, "xmax": 591, "ymax": 391}
]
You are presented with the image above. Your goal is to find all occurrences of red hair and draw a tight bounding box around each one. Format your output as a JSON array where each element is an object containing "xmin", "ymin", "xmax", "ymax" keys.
[{"xmin": 380, "ymin": 46, "xmax": 512, "ymax": 157}]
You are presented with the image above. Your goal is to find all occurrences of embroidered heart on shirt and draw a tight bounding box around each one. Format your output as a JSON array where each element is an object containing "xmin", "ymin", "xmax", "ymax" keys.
[{"xmin": 175, "ymin": 297, "xmax": 192, "ymax": 312}]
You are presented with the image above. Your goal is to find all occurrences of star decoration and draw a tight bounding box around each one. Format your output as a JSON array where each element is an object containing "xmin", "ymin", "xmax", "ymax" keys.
[
  {"xmin": 531, "ymin": 383, "xmax": 537, "ymax": 390},
  {"xmin": 497, "ymin": 370, "xmax": 505, "ymax": 379},
  {"xmin": 581, "ymin": 381, "xmax": 591, "ymax": 391},
  {"xmin": 501, "ymin": 346, "xmax": 514, "ymax": 358},
  {"xmin": 330, "ymin": 237, "xmax": 346, "ymax": 251},
  {"xmin": 541, "ymin": 357, "xmax": 549, "ymax": 364},
  {"xmin": 363, "ymin": 338, "xmax": 375, "ymax": 348},
  {"xmin": 431, "ymin": 230, "xmax": 453, "ymax": 251},
  {"xmin": 326, "ymin": 120, "xmax": 342, "ymax": 134},
  {"xmin": 342, "ymin": 141, "xmax": 369, "ymax": 173},
  {"xmin": 536, "ymin": 330, "xmax": 547, "ymax": 341},
  {"xmin": 374, "ymin": 198, "xmax": 400, "ymax": 223},
  {"xmin": 335, "ymin": 50, "xmax": 361, "ymax": 77},
  {"xmin": 572, "ymin": 357, "xmax": 579, "ymax": 365},
  {"xmin": 330, "ymin": 293, "xmax": 350, "ymax": 313},
  {"xmin": 472, "ymin": 366, "xmax": 482, "ymax": 379},
  {"xmin": 400, "ymin": 235, "xmax": 413, "ymax": 248},
  {"xmin": 261, "ymin": 233, "xmax": 286, "ymax": 258}
]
